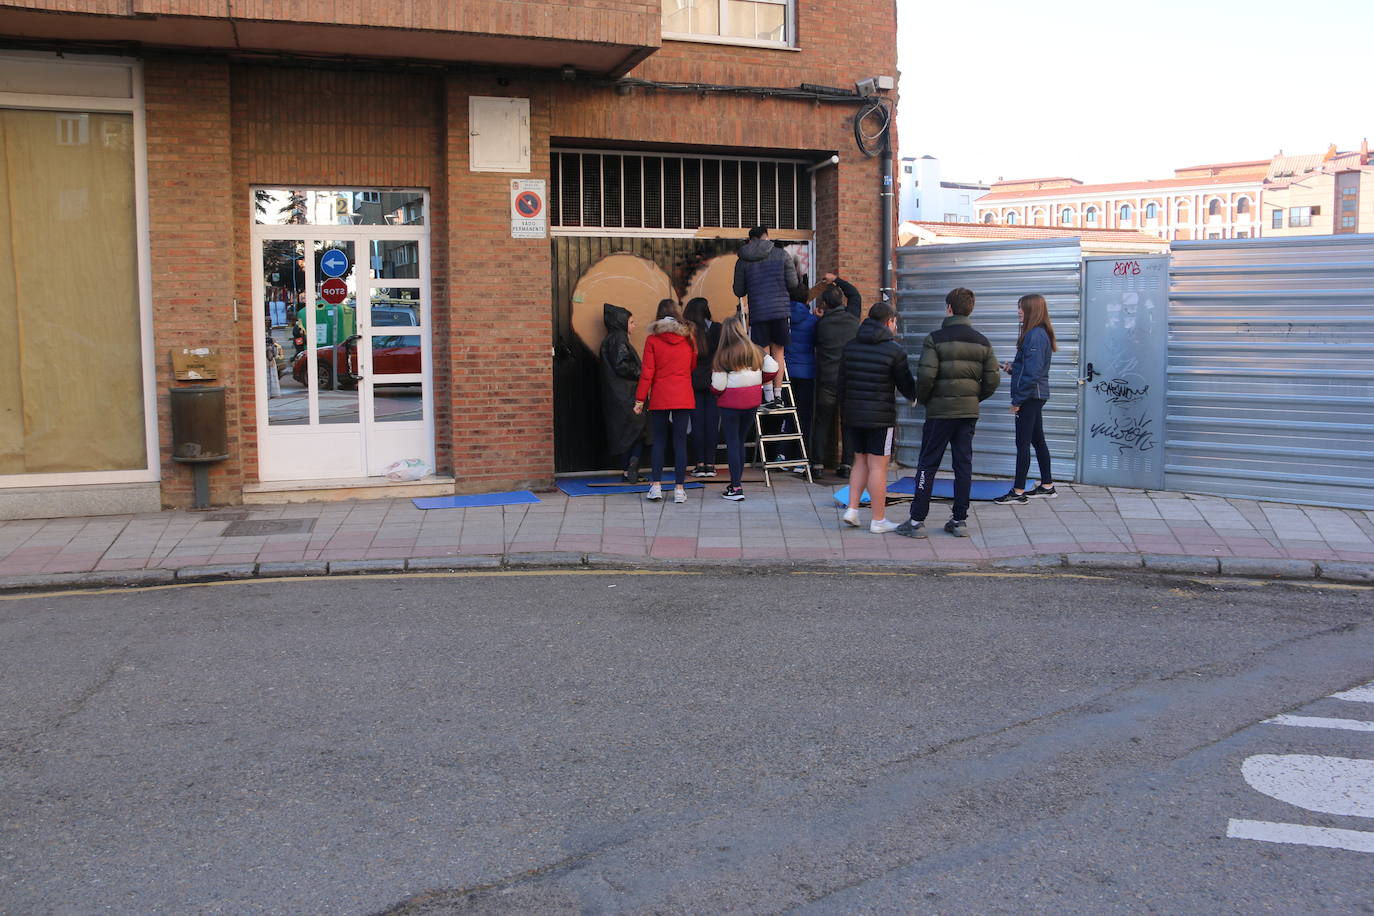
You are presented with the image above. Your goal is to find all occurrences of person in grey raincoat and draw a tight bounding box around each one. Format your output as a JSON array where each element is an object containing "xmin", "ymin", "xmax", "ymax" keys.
[{"xmin": 599, "ymin": 303, "xmax": 651, "ymax": 482}]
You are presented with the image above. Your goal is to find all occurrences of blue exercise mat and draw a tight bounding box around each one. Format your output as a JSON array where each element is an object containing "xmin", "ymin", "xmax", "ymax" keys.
[
  {"xmin": 557, "ymin": 475, "xmax": 705, "ymax": 497},
  {"xmin": 412, "ymin": 490, "xmax": 541, "ymax": 509},
  {"xmin": 833, "ymin": 477, "xmax": 1034, "ymax": 506}
]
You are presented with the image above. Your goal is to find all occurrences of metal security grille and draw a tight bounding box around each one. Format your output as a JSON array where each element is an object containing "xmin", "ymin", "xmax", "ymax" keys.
[{"xmin": 550, "ymin": 150, "xmax": 813, "ymax": 231}]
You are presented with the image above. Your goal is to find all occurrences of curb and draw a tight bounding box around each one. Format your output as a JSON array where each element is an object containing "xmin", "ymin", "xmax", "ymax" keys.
[{"xmin": 1, "ymin": 552, "xmax": 1370, "ymax": 595}]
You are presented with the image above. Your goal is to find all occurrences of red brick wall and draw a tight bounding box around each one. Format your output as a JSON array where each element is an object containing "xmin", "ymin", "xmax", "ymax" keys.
[
  {"xmin": 144, "ymin": 56, "xmax": 237, "ymax": 507},
  {"xmin": 136, "ymin": 0, "xmax": 899, "ymax": 505}
]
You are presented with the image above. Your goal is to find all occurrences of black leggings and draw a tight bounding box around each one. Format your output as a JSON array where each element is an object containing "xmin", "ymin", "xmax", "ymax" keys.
[
  {"xmin": 1014, "ymin": 398, "xmax": 1054, "ymax": 491},
  {"xmin": 650, "ymin": 409, "xmax": 690, "ymax": 486},
  {"xmin": 719, "ymin": 406, "xmax": 757, "ymax": 487}
]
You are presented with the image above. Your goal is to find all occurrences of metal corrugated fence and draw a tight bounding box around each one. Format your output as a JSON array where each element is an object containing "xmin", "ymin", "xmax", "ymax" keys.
[
  {"xmin": 894, "ymin": 239, "xmax": 1082, "ymax": 480},
  {"xmin": 1166, "ymin": 235, "xmax": 1374, "ymax": 509}
]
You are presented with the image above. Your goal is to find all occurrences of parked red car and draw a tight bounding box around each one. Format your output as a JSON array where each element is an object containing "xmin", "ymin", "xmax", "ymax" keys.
[{"xmin": 292, "ymin": 335, "xmax": 421, "ymax": 390}]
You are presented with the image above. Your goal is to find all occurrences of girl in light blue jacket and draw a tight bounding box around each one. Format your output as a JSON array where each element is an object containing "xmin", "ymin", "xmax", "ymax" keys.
[{"xmin": 994, "ymin": 294, "xmax": 1058, "ymax": 504}]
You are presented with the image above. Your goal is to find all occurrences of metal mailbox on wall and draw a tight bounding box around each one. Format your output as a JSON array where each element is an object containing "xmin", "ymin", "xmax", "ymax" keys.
[{"xmin": 1079, "ymin": 256, "xmax": 1169, "ymax": 490}]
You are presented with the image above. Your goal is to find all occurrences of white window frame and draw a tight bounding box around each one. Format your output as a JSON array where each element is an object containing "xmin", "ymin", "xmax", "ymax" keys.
[
  {"xmin": 0, "ymin": 52, "xmax": 157, "ymax": 489},
  {"xmin": 663, "ymin": 0, "xmax": 798, "ymax": 50}
]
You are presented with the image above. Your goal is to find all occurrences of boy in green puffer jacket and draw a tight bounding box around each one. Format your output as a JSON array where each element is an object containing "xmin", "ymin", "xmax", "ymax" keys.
[{"xmin": 895, "ymin": 287, "xmax": 1001, "ymax": 539}]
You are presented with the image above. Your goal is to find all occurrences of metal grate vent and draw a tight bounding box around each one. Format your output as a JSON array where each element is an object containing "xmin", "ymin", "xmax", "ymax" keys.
[
  {"xmin": 221, "ymin": 519, "xmax": 317, "ymax": 537},
  {"xmin": 551, "ymin": 150, "xmax": 812, "ymax": 231}
]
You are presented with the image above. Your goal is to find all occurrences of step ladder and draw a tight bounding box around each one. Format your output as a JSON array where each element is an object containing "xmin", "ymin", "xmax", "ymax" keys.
[{"xmin": 751, "ymin": 374, "xmax": 813, "ymax": 487}]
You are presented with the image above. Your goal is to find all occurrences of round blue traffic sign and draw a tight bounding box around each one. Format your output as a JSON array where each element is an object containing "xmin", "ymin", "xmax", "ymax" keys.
[{"xmin": 320, "ymin": 248, "xmax": 350, "ymax": 278}]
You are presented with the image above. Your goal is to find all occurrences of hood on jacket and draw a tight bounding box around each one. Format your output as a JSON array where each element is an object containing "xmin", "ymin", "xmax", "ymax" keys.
[
  {"xmin": 737, "ymin": 237, "xmax": 776, "ymax": 262},
  {"xmin": 648, "ymin": 317, "xmax": 693, "ymax": 339},
  {"xmin": 603, "ymin": 303, "xmax": 631, "ymax": 333},
  {"xmin": 855, "ymin": 317, "xmax": 896, "ymax": 345},
  {"xmin": 790, "ymin": 300, "xmax": 814, "ymax": 323}
]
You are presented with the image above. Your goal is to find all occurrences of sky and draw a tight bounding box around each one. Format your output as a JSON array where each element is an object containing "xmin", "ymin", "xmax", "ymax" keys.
[{"xmin": 895, "ymin": 0, "xmax": 1373, "ymax": 185}]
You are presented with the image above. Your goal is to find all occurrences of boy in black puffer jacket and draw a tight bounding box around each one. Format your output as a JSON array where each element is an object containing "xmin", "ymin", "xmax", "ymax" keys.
[
  {"xmin": 895, "ymin": 287, "xmax": 1001, "ymax": 539},
  {"xmin": 836, "ymin": 301, "xmax": 917, "ymax": 533}
]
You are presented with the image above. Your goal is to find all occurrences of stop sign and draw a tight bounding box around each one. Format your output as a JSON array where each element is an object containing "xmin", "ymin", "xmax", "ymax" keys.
[{"xmin": 320, "ymin": 277, "xmax": 348, "ymax": 304}]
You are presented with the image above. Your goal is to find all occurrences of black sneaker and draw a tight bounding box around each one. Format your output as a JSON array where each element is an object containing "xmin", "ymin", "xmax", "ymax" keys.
[
  {"xmin": 722, "ymin": 484, "xmax": 745, "ymax": 501},
  {"xmin": 991, "ymin": 490, "xmax": 1028, "ymax": 506},
  {"xmin": 691, "ymin": 464, "xmax": 712, "ymax": 478},
  {"xmin": 622, "ymin": 471, "xmax": 647, "ymax": 484},
  {"xmin": 1026, "ymin": 483, "xmax": 1058, "ymax": 499},
  {"xmin": 944, "ymin": 519, "xmax": 969, "ymax": 537},
  {"xmin": 834, "ymin": 464, "xmax": 851, "ymax": 480},
  {"xmin": 894, "ymin": 520, "xmax": 928, "ymax": 538}
]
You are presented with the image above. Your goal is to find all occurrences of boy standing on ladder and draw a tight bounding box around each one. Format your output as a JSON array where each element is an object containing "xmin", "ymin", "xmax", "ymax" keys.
[{"xmin": 733, "ymin": 226, "xmax": 801, "ymax": 409}]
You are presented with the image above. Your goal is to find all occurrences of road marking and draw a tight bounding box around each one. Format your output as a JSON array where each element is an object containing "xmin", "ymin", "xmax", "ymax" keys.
[
  {"xmin": 0, "ymin": 569, "xmax": 697, "ymax": 602},
  {"xmin": 1227, "ymin": 819, "xmax": 1374, "ymax": 854},
  {"xmin": 946, "ymin": 571, "xmax": 1110, "ymax": 581},
  {"xmin": 1241, "ymin": 754, "xmax": 1374, "ymax": 817},
  {"xmin": 1265, "ymin": 714, "xmax": 1374, "ymax": 733},
  {"xmin": 1331, "ymin": 683, "xmax": 1374, "ymax": 703}
]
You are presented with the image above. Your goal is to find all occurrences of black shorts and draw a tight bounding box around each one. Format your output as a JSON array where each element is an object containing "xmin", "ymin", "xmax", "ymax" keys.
[
  {"xmin": 749, "ymin": 317, "xmax": 791, "ymax": 348},
  {"xmin": 844, "ymin": 426, "xmax": 894, "ymax": 457}
]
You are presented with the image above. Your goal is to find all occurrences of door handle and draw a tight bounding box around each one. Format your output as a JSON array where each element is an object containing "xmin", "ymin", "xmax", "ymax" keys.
[{"xmin": 1078, "ymin": 361, "xmax": 1096, "ymax": 385}]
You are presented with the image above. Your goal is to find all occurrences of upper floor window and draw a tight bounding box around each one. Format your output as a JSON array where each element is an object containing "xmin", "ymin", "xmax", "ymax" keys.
[
  {"xmin": 1289, "ymin": 206, "xmax": 1313, "ymax": 227},
  {"xmin": 1236, "ymin": 197, "xmax": 1251, "ymax": 215},
  {"xmin": 1208, "ymin": 198, "xmax": 1222, "ymax": 216},
  {"xmin": 1145, "ymin": 202, "xmax": 1158, "ymax": 220},
  {"xmin": 1272, "ymin": 209, "xmax": 1283, "ymax": 228},
  {"xmin": 1084, "ymin": 206, "xmax": 1098, "ymax": 225},
  {"xmin": 1060, "ymin": 207, "xmax": 1075, "ymax": 225},
  {"xmin": 1119, "ymin": 204, "xmax": 1132, "ymax": 222},
  {"xmin": 984, "ymin": 213, "xmax": 995, "ymax": 224},
  {"xmin": 663, "ymin": 0, "xmax": 795, "ymax": 48},
  {"xmin": 1006, "ymin": 211, "xmax": 1019, "ymax": 225}
]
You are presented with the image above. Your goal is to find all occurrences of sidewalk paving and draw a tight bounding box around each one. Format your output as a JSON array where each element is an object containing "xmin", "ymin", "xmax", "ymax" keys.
[{"xmin": 3, "ymin": 475, "xmax": 1374, "ymax": 587}]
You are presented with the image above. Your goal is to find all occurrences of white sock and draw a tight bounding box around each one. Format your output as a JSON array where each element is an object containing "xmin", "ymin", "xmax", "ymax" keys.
[{"xmin": 763, "ymin": 384, "xmax": 774, "ymax": 401}]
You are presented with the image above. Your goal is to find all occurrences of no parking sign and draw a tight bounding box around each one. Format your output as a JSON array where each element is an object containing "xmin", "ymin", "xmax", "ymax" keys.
[{"xmin": 510, "ymin": 179, "xmax": 547, "ymax": 239}]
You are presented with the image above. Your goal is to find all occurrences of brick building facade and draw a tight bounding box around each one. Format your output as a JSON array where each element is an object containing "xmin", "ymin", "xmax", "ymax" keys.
[{"xmin": 0, "ymin": 1, "xmax": 898, "ymax": 518}]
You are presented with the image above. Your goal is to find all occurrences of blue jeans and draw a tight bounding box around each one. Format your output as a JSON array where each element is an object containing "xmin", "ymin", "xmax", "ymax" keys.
[
  {"xmin": 650, "ymin": 409, "xmax": 689, "ymax": 486},
  {"xmin": 719, "ymin": 406, "xmax": 757, "ymax": 487}
]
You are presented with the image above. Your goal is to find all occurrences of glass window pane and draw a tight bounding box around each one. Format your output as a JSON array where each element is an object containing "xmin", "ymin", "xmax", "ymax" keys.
[
  {"xmin": 265, "ymin": 239, "xmax": 308, "ymax": 426},
  {"xmin": 369, "ymin": 240, "xmax": 422, "ymax": 280},
  {"xmin": 369, "ymin": 335, "xmax": 422, "ymax": 376},
  {"xmin": 254, "ymin": 189, "xmax": 425, "ymax": 226},
  {"xmin": 374, "ymin": 382, "xmax": 424, "ymax": 423},
  {"xmin": 663, "ymin": 0, "xmax": 719, "ymax": 35},
  {"xmin": 370, "ymin": 288, "xmax": 422, "ymax": 328},
  {"xmin": 313, "ymin": 240, "xmax": 359, "ymax": 425},
  {"xmin": 723, "ymin": 0, "xmax": 786, "ymax": 41},
  {"xmin": 0, "ymin": 109, "xmax": 145, "ymax": 473}
]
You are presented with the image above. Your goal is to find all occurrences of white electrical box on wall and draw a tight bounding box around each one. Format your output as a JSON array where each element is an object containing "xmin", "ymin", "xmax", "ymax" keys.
[{"xmin": 469, "ymin": 96, "xmax": 530, "ymax": 173}]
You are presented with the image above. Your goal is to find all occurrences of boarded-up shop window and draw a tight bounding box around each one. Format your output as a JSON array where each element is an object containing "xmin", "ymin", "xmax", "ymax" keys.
[{"xmin": 0, "ymin": 108, "xmax": 145, "ymax": 474}]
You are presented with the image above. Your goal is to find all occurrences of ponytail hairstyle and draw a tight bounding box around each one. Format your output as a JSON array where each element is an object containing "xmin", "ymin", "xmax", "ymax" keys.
[
  {"xmin": 712, "ymin": 315, "xmax": 764, "ymax": 373},
  {"xmin": 1016, "ymin": 294, "xmax": 1058, "ymax": 352},
  {"xmin": 682, "ymin": 296, "xmax": 712, "ymax": 353}
]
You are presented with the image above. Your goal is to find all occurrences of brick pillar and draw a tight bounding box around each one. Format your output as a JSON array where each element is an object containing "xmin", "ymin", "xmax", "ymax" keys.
[
  {"xmin": 442, "ymin": 77, "xmax": 555, "ymax": 493},
  {"xmin": 144, "ymin": 57, "xmax": 238, "ymax": 508}
]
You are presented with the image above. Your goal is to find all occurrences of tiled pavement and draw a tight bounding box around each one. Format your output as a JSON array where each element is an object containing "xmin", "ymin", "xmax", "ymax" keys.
[{"xmin": 3, "ymin": 475, "xmax": 1374, "ymax": 578}]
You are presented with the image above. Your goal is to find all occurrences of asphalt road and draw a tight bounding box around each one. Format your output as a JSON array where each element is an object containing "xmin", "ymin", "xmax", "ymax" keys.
[{"xmin": 1, "ymin": 569, "xmax": 1371, "ymax": 915}]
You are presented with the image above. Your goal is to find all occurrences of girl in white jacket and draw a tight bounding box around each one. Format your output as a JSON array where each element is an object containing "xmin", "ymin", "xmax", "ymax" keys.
[{"xmin": 710, "ymin": 316, "xmax": 778, "ymax": 501}]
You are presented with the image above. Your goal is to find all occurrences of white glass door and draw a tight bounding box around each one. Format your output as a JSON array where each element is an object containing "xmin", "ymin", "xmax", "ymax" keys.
[{"xmin": 251, "ymin": 189, "xmax": 432, "ymax": 482}]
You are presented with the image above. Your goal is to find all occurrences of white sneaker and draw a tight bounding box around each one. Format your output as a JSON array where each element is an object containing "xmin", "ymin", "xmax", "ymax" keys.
[
  {"xmin": 673, "ymin": 486, "xmax": 687, "ymax": 504},
  {"xmin": 870, "ymin": 518, "xmax": 901, "ymax": 534},
  {"xmin": 842, "ymin": 508, "xmax": 861, "ymax": 528},
  {"xmin": 646, "ymin": 483, "xmax": 662, "ymax": 501}
]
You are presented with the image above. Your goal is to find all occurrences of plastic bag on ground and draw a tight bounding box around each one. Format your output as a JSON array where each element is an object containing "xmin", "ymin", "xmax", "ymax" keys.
[{"xmin": 382, "ymin": 459, "xmax": 430, "ymax": 481}]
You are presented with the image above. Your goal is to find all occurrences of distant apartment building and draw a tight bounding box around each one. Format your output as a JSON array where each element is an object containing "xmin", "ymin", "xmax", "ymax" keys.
[
  {"xmin": 974, "ymin": 143, "xmax": 1373, "ymax": 241},
  {"xmin": 1262, "ymin": 144, "xmax": 1374, "ymax": 236},
  {"xmin": 898, "ymin": 156, "xmax": 988, "ymax": 224}
]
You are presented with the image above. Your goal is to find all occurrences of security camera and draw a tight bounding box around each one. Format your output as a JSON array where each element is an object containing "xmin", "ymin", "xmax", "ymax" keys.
[{"xmin": 855, "ymin": 75, "xmax": 895, "ymax": 96}]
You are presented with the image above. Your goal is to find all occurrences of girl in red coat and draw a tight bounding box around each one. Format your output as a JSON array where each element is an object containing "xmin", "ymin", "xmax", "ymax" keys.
[{"xmin": 634, "ymin": 303, "xmax": 698, "ymax": 503}]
